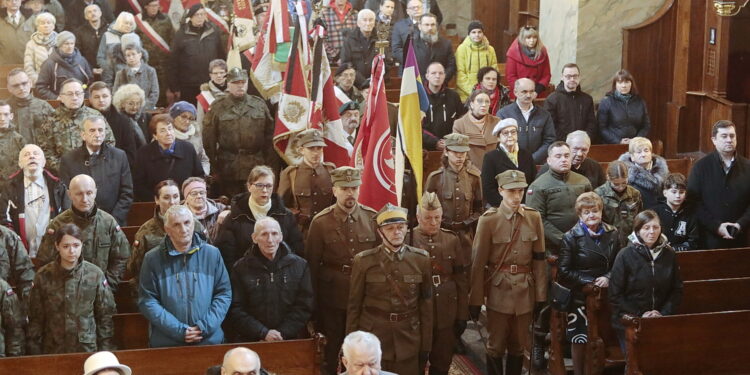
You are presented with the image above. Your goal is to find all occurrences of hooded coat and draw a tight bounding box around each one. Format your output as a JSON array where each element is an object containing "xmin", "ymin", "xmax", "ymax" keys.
[
  {"xmin": 617, "ymin": 152, "xmax": 669, "ymax": 209},
  {"xmin": 34, "ymin": 46, "xmax": 93, "ymax": 99},
  {"xmin": 455, "ymin": 35, "xmax": 498, "ymax": 102},
  {"xmin": 504, "ymin": 38, "xmax": 551, "ymax": 99}
]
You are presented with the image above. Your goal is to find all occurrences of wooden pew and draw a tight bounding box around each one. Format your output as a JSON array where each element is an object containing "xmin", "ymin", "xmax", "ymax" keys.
[
  {"xmin": 0, "ymin": 336, "xmax": 325, "ymax": 375},
  {"xmin": 127, "ymin": 201, "xmax": 155, "ymax": 227},
  {"xmin": 677, "ymin": 247, "xmax": 750, "ymax": 281},
  {"xmin": 622, "ymin": 310, "xmax": 750, "ymax": 375},
  {"xmin": 0, "ymin": 87, "xmax": 9, "ymax": 99},
  {"xmin": 121, "ymin": 225, "xmax": 139, "ymax": 245},
  {"xmin": 678, "ymin": 277, "xmax": 750, "ymax": 314},
  {"xmin": 114, "ymin": 280, "xmax": 139, "ymax": 313},
  {"xmin": 113, "ymin": 313, "xmax": 150, "ymax": 349},
  {"xmin": 0, "ymin": 64, "xmax": 23, "ymax": 88},
  {"xmin": 598, "ymin": 158, "xmax": 692, "ymax": 177},
  {"xmin": 386, "ymin": 88, "xmax": 400, "ymax": 102},
  {"xmin": 588, "ymin": 144, "xmax": 628, "ymax": 163}
]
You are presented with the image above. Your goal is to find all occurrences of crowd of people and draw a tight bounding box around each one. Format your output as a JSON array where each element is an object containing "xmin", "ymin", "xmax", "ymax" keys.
[{"xmin": 0, "ymin": 0, "xmax": 749, "ymax": 375}]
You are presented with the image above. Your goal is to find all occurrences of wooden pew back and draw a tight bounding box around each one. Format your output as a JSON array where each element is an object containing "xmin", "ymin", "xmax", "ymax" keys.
[
  {"xmin": 113, "ymin": 313, "xmax": 150, "ymax": 349},
  {"xmin": 678, "ymin": 277, "xmax": 750, "ymax": 314},
  {"xmin": 677, "ymin": 247, "xmax": 750, "ymax": 281},
  {"xmin": 127, "ymin": 201, "xmax": 156, "ymax": 227},
  {"xmin": 623, "ymin": 310, "xmax": 750, "ymax": 375},
  {"xmin": 0, "ymin": 338, "xmax": 324, "ymax": 375},
  {"xmin": 588, "ymin": 144, "xmax": 628, "ymax": 163}
]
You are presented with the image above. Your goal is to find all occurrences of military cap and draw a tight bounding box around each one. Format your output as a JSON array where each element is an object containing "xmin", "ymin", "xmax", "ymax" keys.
[
  {"xmin": 376, "ymin": 203, "xmax": 408, "ymax": 226},
  {"xmin": 419, "ymin": 191, "xmax": 442, "ymax": 210},
  {"xmin": 331, "ymin": 166, "xmax": 362, "ymax": 187},
  {"xmin": 297, "ymin": 128, "xmax": 327, "ymax": 148},
  {"xmin": 496, "ymin": 170, "xmax": 528, "ymax": 189},
  {"xmin": 227, "ymin": 67, "xmax": 248, "ymax": 83},
  {"xmin": 443, "ymin": 133, "xmax": 470, "ymax": 152},
  {"xmin": 338, "ymin": 101, "xmax": 360, "ymax": 115}
]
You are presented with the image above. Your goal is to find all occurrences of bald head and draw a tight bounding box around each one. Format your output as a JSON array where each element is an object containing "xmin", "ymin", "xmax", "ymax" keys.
[
  {"xmin": 221, "ymin": 347, "xmax": 260, "ymax": 375},
  {"xmin": 514, "ymin": 78, "xmax": 537, "ymax": 106},
  {"xmin": 69, "ymin": 174, "xmax": 97, "ymax": 212}
]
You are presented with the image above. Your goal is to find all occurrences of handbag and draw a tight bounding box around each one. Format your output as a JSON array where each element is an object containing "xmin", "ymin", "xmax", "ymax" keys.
[{"xmin": 550, "ymin": 281, "xmax": 572, "ymax": 311}]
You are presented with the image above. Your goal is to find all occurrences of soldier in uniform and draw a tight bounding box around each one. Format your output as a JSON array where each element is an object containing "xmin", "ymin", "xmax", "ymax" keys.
[
  {"xmin": 0, "ymin": 100, "xmax": 26, "ymax": 179},
  {"xmin": 347, "ymin": 204, "xmax": 433, "ymax": 375},
  {"xmin": 37, "ymin": 79, "xmax": 116, "ymax": 172},
  {"xmin": 0, "ymin": 277, "xmax": 25, "ymax": 357},
  {"xmin": 469, "ymin": 170, "xmax": 547, "ymax": 375},
  {"xmin": 203, "ymin": 67, "xmax": 274, "ymax": 197},
  {"xmin": 277, "ymin": 129, "xmax": 335, "ymax": 236},
  {"xmin": 524, "ymin": 141, "xmax": 591, "ymax": 370},
  {"xmin": 305, "ymin": 166, "xmax": 379, "ymax": 375},
  {"xmin": 27, "ymin": 223, "xmax": 116, "ymax": 354},
  {"xmin": 5, "ymin": 68, "xmax": 55, "ymax": 144},
  {"xmin": 410, "ymin": 192, "xmax": 468, "ymax": 375},
  {"xmin": 35, "ymin": 175, "xmax": 130, "ymax": 293},
  {"xmin": 0, "ymin": 225, "xmax": 35, "ymax": 309}
]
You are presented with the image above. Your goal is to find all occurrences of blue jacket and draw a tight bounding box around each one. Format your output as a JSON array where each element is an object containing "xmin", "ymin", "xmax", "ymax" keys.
[{"xmin": 138, "ymin": 233, "xmax": 231, "ymax": 348}]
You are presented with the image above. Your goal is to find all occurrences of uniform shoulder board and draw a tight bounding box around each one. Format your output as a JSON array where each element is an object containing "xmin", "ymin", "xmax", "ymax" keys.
[
  {"xmin": 439, "ymin": 227, "xmax": 457, "ymax": 235},
  {"xmin": 481, "ymin": 207, "xmax": 498, "ymax": 216},
  {"xmin": 360, "ymin": 204, "xmax": 378, "ymax": 213},
  {"xmin": 323, "ymin": 161, "xmax": 336, "ymax": 169},
  {"xmin": 467, "ymin": 165, "xmax": 481, "ymax": 177},
  {"xmin": 358, "ymin": 248, "xmax": 379, "ymax": 257},
  {"xmin": 522, "ymin": 205, "xmax": 538, "ymax": 212},
  {"xmin": 426, "ymin": 169, "xmax": 443, "ymax": 180},
  {"xmin": 409, "ymin": 246, "xmax": 430, "ymax": 257}
]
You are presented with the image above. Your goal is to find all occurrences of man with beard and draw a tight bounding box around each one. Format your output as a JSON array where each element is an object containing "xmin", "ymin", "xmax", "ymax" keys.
[
  {"xmin": 346, "ymin": 204, "xmax": 433, "ymax": 375},
  {"xmin": 340, "ymin": 9, "xmax": 381, "ymax": 84},
  {"xmin": 340, "ymin": 101, "xmax": 361, "ymax": 145},
  {"xmin": 411, "ymin": 13, "xmax": 455, "ymax": 82},
  {"xmin": 5, "ymin": 69, "xmax": 54, "ymax": 144},
  {"xmin": 305, "ymin": 166, "xmax": 378, "ymax": 375}
]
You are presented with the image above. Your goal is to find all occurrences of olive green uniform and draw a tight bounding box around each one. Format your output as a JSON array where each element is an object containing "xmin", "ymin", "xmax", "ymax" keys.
[
  {"xmin": 0, "ymin": 127, "xmax": 25, "ymax": 180},
  {"xmin": 35, "ymin": 207, "xmax": 130, "ymax": 292},
  {"xmin": 409, "ymin": 226, "xmax": 468, "ymax": 373},
  {"xmin": 306, "ymin": 203, "xmax": 378, "ymax": 374},
  {"xmin": 0, "ymin": 278, "xmax": 24, "ymax": 357},
  {"xmin": 27, "ymin": 259, "xmax": 116, "ymax": 354},
  {"xmin": 277, "ymin": 162, "xmax": 335, "ymax": 234},
  {"xmin": 38, "ymin": 106, "xmax": 116, "ymax": 172},
  {"xmin": 0, "ymin": 225, "xmax": 35, "ymax": 309},
  {"xmin": 7, "ymin": 95, "xmax": 55, "ymax": 144},
  {"xmin": 346, "ymin": 244, "xmax": 433, "ymax": 375},
  {"xmin": 595, "ymin": 182, "xmax": 643, "ymax": 246}
]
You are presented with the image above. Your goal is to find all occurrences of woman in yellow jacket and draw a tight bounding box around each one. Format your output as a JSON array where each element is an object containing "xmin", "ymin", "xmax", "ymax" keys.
[{"xmin": 456, "ymin": 21, "xmax": 498, "ymax": 102}]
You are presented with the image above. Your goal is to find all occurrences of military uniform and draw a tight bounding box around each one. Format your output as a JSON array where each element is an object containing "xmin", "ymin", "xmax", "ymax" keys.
[
  {"xmin": 27, "ymin": 259, "xmax": 116, "ymax": 354},
  {"xmin": 409, "ymin": 226, "xmax": 468, "ymax": 374},
  {"xmin": 305, "ymin": 166, "xmax": 378, "ymax": 375},
  {"xmin": 0, "ymin": 127, "xmax": 25, "ymax": 179},
  {"xmin": 0, "ymin": 225, "xmax": 35, "ymax": 308},
  {"xmin": 38, "ymin": 105, "xmax": 116, "ymax": 172},
  {"xmin": 277, "ymin": 129, "xmax": 336, "ymax": 235},
  {"xmin": 469, "ymin": 170, "xmax": 547, "ymax": 375},
  {"xmin": 347, "ymin": 205, "xmax": 433, "ymax": 375},
  {"xmin": 35, "ymin": 207, "xmax": 130, "ymax": 292},
  {"xmin": 595, "ymin": 182, "xmax": 643, "ymax": 246},
  {"xmin": 7, "ymin": 94, "xmax": 54, "ymax": 144},
  {"xmin": 203, "ymin": 68, "xmax": 274, "ymax": 197},
  {"xmin": 0, "ymin": 278, "xmax": 25, "ymax": 357}
]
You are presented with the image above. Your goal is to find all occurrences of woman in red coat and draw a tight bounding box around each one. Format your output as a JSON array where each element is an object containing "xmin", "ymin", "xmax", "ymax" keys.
[{"xmin": 505, "ymin": 25, "xmax": 551, "ymax": 99}]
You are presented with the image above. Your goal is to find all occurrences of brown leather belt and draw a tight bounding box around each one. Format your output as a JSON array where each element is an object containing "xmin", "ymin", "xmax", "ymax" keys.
[
  {"xmin": 322, "ymin": 261, "xmax": 353, "ymax": 275},
  {"xmin": 365, "ymin": 306, "xmax": 418, "ymax": 322},
  {"xmin": 431, "ymin": 273, "xmax": 454, "ymax": 285},
  {"xmin": 490, "ymin": 263, "xmax": 531, "ymax": 274}
]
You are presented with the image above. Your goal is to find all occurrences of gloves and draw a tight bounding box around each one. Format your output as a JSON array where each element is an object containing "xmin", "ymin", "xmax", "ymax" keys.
[
  {"xmin": 469, "ymin": 305, "xmax": 482, "ymax": 321},
  {"xmin": 454, "ymin": 320, "xmax": 468, "ymax": 336},
  {"xmin": 535, "ymin": 83, "xmax": 547, "ymax": 94}
]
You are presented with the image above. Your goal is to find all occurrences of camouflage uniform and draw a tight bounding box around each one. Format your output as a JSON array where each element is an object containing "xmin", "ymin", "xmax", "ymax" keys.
[
  {"xmin": 595, "ymin": 181, "xmax": 643, "ymax": 246},
  {"xmin": 0, "ymin": 278, "xmax": 25, "ymax": 357},
  {"xmin": 35, "ymin": 207, "xmax": 130, "ymax": 293},
  {"xmin": 0, "ymin": 225, "xmax": 35, "ymax": 308},
  {"xmin": 27, "ymin": 259, "xmax": 116, "ymax": 354},
  {"xmin": 203, "ymin": 68, "xmax": 274, "ymax": 197},
  {"xmin": 0, "ymin": 127, "xmax": 25, "ymax": 180},
  {"xmin": 38, "ymin": 105, "xmax": 116, "ymax": 172},
  {"xmin": 7, "ymin": 93, "xmax": 54, "ymax": 144}
]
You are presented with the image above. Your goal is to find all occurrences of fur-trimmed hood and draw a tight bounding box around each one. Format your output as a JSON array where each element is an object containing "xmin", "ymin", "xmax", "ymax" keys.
[{"xmin": 617, "ymin": 152, "xmax": 669, "ymax": 191}]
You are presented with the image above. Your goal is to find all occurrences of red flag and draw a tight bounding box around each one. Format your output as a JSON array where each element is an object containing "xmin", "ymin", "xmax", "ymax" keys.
[{"xmin": 352, "ymin": 55, "xmax": 396, "ymax": 211}]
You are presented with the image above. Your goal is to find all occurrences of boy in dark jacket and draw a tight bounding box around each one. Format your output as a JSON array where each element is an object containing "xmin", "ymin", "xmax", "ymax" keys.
[{"xmin": 654, "ymin": 173, "xmax": 699, "ymax": 251}]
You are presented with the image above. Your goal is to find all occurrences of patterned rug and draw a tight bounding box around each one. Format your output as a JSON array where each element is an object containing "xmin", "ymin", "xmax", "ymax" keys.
[{"xmin": 448, "ymin": 355, "xmax": 483, "ymax": 375}]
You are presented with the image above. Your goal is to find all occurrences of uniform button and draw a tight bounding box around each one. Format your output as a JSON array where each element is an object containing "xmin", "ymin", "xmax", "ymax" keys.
[
  {"xmin": 350, "ymin": 239, "xmax": 354, "ymax": 242},
  {"xmin": 313, "ymin": 192, "xmax": 317, "ymax": 195}
]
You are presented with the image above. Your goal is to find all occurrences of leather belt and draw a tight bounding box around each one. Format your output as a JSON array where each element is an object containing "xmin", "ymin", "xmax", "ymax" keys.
[
  {"xmin": 365, "ymin": 306, "xmax": 418, "ymax": 322},
  {"xmin": 431, "ymin": 273, "xmax": 454, "ymax": 286},
  {"xmin": 490, "ymin": 263, "xmax": 531, "ymax": 274},
  {"xmin": 322, "ymin": 261, "xmax": 353, "ymax": 275}
]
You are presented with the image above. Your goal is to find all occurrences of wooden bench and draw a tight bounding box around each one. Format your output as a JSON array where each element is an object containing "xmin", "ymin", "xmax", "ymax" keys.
[
  {"xmin": 122, "ymin": 225, "xmax": 139, "ymax": 245},
  {"xmin": 0, "ymin": 336, "xmax": 325, "ymax": 375},
  {"xmin": 622, "ymin": 310, "xmax": 750, "ymax": 374},
  {"xmin": 114, "ymin": 280, "xmax": 139, "ymax": 314},
  {"xmin": 113, "ymin": 313, "xmax": 150, "ymax": 349},
  {"xmin": 386, "ymin": 88, "xmax": 400, "ymax": 102},
  {"xmin": 598, "ymin": 158, "xmax": 692, "ymax": 177},
  {"xmin": 127, "ymin": 201, "xmax": 156, "ymax": 227},
  {"xmin": 677, "ymin": 247, "xmax": 750, "ymax": 281}
]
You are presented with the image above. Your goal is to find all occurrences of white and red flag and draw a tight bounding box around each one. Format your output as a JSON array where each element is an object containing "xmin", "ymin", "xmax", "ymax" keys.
[{"xmin": 248, "ymin": 0, "xmax": 290, "ymax": 101}]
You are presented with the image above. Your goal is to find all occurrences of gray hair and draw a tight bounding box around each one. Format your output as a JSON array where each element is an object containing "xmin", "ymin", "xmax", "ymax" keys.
[
  {"xmin": 358, "ymin": 9, "xmax": 376, "ymax": 21},
  {"xmin": 566, "ymin": 130, "xmax": 591, "ymax": 146},
  {"xmin": 112, "ymin": 84, "xmax": 145, "ymax": 111},
  {"xmin": 35, "ymin": 12, "xmax": 56, "ymax": 27},
  {"xmin": 82, "ymin": 115, "xmax": 106, "ymax": 129},
  {"xmin": 113, "ymin": 11, "xmax": 135, "ymax": 33},
  {"xmin": 164, "ymin": 205, "xmax": 193, "ymax": 226},
  {"xmin": 254, "ymin": 216, "xmax": 281, "ymax": 233},
  {"xmin": 342, "ymin": 331, "xmax": 382, "ymax": 363}
]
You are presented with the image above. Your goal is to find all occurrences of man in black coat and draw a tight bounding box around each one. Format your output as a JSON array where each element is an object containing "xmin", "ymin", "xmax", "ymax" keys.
[
  {"xmin": 422, "ymin": 62, "xmax": 465, "ymax": 151},
  {"xmin": 88, "ymin": 82, "xmax": 138, "ymax": 166},
  {"xmin": 339, "ymin": 9, "xmax": 381, "ymax": 85},
  {"xmin": 543, "ymin": 63, "xmax": 598, "ymax": 142},
  {"xmin": 687, "ymin": 120, "xmax": 750, "ymax": 249},
  {"xmin": 390, "ymin": 0, "xmax": 420, "ymax": 63},
  {"xmin": 59, "ymin": 116, "xmax": 133, "ymax": 225},
  {"xmin": 72, "ymin": 4, "xmax": 108, "ymax": 69},
  {"xmin": 65, "ymin": 0, "xmax": 113, "ymax": 32},
  {"xmin": 228, "ymin": 217, "xmax": 313, "ymax": 343},
  {"xmin": 409, "ymin": 13, "xmax": 455, "ymax": 82}
]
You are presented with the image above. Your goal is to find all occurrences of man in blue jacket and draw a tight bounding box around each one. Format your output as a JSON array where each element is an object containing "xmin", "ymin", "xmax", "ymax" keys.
[{"xmin": 138, "ymin": 204, "xmax": 231, "ymax": 347}]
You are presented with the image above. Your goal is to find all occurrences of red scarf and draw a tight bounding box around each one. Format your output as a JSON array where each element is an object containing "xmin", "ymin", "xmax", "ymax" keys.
[{"xmin": 475, "ymin": 83, "xmax": 501, "ymax": 114}]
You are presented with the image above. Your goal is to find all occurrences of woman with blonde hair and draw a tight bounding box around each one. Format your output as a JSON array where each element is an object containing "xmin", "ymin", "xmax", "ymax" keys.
[
  {"xmin": 24, "ymin": 12, "xmax": 57, "ymax": 85},
  {"xmin": 617, "ymin": 137, "xmax": 668, "ymax": 209},
  {"xmin": 505, "ymin": 25, "xmax": 551, "ymax": 99}
]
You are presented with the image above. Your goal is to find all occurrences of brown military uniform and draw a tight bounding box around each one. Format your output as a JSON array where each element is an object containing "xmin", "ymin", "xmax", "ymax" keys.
[
  {"xmin": 469, "ymin": 203, "xmax": 547, "ymax": 358},
  {"xmin": 346, "ymin": 244, "xmax": 433, "ymax": 375},
  {"xmin": 277, "ymin": 162, "xmax": 335, "ymax": 234},
  {"xmin": 305, "ymin": 203, "xmax": 378, "ymax": 375},
  {"xmin": 409, "ymin": 226, "xmax": 468, "ymax": 373}
]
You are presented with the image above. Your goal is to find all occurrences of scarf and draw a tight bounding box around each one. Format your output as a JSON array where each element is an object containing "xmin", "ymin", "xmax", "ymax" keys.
[
  {"xmin": 248, "ymin": 196, "xmax": 271, "ymax": 219},
  {"xmin": 469, "ymin": 112, "xmax": 487, "ymax": 133},
  {"xmin": 476, "ymin": 82, "xmax": 501, "ymax": 115},
  {"xmin": 31, "ymin": 31, "xmax": 57, "ymax": 48},
  {"xmin": 614, "ymin": 90, "xmax": 633, "ymax": 101},
  {"xmin": 522, "ymin": 45, "xmax": 538, "ymax": 59},
  {"xmin": 579, "ymin": 220, "xmax": 604, "ymax": 244},
  {"xmin": 174, "ymin": 123, "xmax": 196, "ymax": 139}
]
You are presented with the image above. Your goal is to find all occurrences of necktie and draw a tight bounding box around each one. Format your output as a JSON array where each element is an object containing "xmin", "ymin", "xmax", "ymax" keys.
[{"xmin": 11, "ymin": 15, "xmax": 17, "ymax": 26}]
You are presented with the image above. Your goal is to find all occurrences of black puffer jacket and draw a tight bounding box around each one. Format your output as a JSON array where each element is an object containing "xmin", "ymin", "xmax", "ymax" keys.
[
  {"xmin": 422, "ymin": 85, "xmax": 466, "ymax": 150},
  {"xmin": 608, "ymin": 234, "xmax": 683, "ymax": 329},
  {"xmin": 228, "ymin": 242, "xmax": 313, "ymax": 342},
  {"xmin": 168, "ymin": 23, "xmax": 225, "ymax": 91},
  {"xmin": 598, "ymin": 92, "xmax": 651, "ymax": 144},
  {"xmin": 558, "ymin": 222, "xmax": 620, "ymax": 299},
  {"xmin": 215, "ymin": 193, "xmax": 304, "ymax": 270},
  {"xmin": 544, "ymin": 82, "xmax": 598, "ymax": 142}
]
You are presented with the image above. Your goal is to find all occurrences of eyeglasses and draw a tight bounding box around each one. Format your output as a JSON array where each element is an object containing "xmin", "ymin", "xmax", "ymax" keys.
[
  {"xmin": 563, "ymin": 74, "xmax": 580, "ymax": 80},
  {"xmin": 252, "ymin": 183, "xmax": 274, "ymax": 191},
  {"xmin": 188, "ymin": 190, "xmax": 207, "ymax": 197},
  {"xmin": 500, "ymin": 129, "xmax": 518, "ymax": 137},
  {"xmin": 61, "ymin": 91, "xmax": 85, "ymax": 97}
]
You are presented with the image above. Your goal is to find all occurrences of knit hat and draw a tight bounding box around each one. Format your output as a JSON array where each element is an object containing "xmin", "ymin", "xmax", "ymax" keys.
[
  {"xmin": 170, "ymin": 101, "xmax": 197, "ymax": 119},
  {"xmin": 467, "ymin": 20, "xmax": 484, "ymax": 34},
  {"xmin": 120, "ymin": 33, "xmax": 141, "ymax": 50},
  {"xmin": 56, "ymin": 31, "xmax": 75, "ymax": 48},
  {"xmin": 186, "ymin": 4, "xmax": 204, "ymax": 19}
]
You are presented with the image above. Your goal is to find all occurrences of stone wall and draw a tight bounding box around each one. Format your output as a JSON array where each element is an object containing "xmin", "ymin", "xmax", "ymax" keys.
[{"xmin": 438, "ymin": 0, "xmax": 473, "ymax": 39}]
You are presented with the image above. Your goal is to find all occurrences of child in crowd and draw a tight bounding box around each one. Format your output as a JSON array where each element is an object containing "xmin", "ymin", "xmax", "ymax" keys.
[
  {"xmin": 653, "ymin": 173, "xmax": 699, "ymax": 251},
  {"xmin": 595, "ymin": 160, "xmax": 643, "ymax": 246}
]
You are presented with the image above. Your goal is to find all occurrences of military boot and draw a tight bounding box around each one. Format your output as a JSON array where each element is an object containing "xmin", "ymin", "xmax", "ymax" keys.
[
  {"xmin": 531, "ymin": 332, "xmax": 548, "ymax": 370},
  {"xmin": 505, "ymin": 355, "xmax": 523, "ymax": 375},
  {"xmin": 486, "ymin": 354, "xmax": 504, "ymax": 375}
]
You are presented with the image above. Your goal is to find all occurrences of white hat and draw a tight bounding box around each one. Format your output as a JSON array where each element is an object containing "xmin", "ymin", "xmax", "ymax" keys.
[
  {"xmin": 83, "ymin": 351, "xmax": 132, "ymax": 375},
  {"xmin": 492, "ymin": 118, "xmax": 519, "ymax": 137}
]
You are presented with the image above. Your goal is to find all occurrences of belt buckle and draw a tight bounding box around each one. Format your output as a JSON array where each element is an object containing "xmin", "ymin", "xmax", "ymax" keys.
[
  {"xmin": 510, "ymin": 264, "xmax": 518, "ymax": 274},
  {"xmin": 389, "ymin": 313, "xmax": 399, "ymax": 322},
  {"xmin": 432, "ymin": 274, "xmax": 441, "ymax": 286},
  {"xmin": 342, "ymin": 264, "xmax": 351, "ymax": 274}
]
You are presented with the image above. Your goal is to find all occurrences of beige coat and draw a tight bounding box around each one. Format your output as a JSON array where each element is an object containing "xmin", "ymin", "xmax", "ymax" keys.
[{"xmin": 452, "ymin": 113, "xmax": 500, "ymax": 170}]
